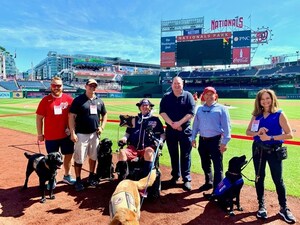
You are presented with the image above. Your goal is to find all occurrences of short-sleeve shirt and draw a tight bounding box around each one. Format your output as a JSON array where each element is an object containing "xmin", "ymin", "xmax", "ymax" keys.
[
  {"xmin": 159, "ymin": 90, "xmax": 195, "ymax": 128},
  {"xmin": 69, "ymin": 93, "xmax": 107, "ymax": 134},
  {"xmin": 36, "ymin": 93, "xmax": 73, "ymax": 140}
]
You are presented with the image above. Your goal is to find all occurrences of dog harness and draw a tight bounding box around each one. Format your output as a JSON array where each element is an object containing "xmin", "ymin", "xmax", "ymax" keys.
[
  {"xmin": 109, "ymin": 191, "xmax": 138, "ymax": 219},
  {"xmin": 33, "ymin": 156, "xmax": 44, "ymax": 170},
  {"xmin": 213, "ymin": 177, "xmax": 244, "ymax": 196}
]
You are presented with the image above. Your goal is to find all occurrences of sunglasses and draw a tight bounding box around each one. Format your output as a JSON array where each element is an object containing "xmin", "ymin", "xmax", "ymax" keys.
[
  {"xmin": 51, "ymin": 84, "xmax": 62, "ymax": 88},
  {"xmin": 88, "ymin": 84, "xmax": 97, "ymax": 88}
]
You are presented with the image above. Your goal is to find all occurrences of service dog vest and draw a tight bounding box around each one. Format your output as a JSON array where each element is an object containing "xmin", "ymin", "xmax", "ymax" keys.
[
  {"xmin": 213, "ymin": 177, "xmax": 244, "ymax": 196},
  {"xmin": 109, "ymin": 191, "xmax": 138, "ymax": 219}
]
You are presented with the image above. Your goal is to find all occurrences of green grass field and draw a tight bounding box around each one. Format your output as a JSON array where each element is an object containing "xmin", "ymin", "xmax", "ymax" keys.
[{"xmin": 0, "ymin": 98, "xmax": 299, "ymax": 197}]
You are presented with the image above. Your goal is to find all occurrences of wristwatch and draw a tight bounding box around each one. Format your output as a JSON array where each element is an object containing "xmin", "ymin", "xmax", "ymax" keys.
[{"xmin": 270, "ymin": 136, "xmax": 274, "ymax": 141}]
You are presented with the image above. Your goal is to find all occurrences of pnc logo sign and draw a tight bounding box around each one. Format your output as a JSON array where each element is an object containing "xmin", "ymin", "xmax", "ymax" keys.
[
  {"xmin": 234, "ymin": 36, "xmax": 251, "ymax": 41},
  {"xmin": 233, "ymin": 30, "xmax": 251, "ymax": 47}
]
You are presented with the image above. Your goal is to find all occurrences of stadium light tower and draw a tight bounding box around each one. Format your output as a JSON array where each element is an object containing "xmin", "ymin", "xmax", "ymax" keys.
[
  {"xmin": 0, "ymin": 51, "xmax": 6, "ymax": 80},
  {"xmin": 296, "ymin": 51, "xmax": 299, "ymax": 64}
]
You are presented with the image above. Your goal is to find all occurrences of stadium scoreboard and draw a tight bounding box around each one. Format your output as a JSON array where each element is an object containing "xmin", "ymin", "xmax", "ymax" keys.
[{"xmin": 176, "ymin": 38, "xmax": 232, "ymax": 66}]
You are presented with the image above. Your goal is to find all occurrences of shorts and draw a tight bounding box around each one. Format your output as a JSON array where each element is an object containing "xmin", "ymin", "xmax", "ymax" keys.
[
  {"xmin": 45, "ymin": 136, "xmax": 74, "ymax": 155},
  {"xmin": 73, "ymin": 132, "xmax": 99, "ymax": 164},
  {"xmin": 125, "ymin": 145, "xmax": 148, "ymax": 161}
]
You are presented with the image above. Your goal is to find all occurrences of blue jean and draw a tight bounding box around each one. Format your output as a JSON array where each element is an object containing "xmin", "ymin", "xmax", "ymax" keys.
[
  {"xmin": 165, "ymin": 126, "xmax": 192, "ymax": 182},
  {"xmin": 252, "ymin": 142, "xmax": 287, "ymax": 208}
]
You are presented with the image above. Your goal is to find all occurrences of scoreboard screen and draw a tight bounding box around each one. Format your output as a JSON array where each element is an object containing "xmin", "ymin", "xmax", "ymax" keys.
[{"xmin": 176, "ymin": 39, "xmax": 232, "ymax": 66}]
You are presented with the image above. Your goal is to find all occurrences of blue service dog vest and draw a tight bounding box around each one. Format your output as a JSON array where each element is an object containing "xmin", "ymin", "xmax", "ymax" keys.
[{"xmin": 213, "ymin": 177, "xmax": 244, "ymax": 196}]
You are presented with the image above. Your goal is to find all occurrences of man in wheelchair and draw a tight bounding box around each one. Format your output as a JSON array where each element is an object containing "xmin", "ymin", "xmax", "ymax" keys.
[{"xmin": 116, "ymin": 99, "xmax": 165, "ymax": 197}]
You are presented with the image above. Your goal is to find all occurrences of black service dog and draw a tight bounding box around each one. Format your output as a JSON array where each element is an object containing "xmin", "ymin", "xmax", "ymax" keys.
[
  {"xmin": 22, "ymin": 151, "xmax": 63, "ymax": 203},
  {"xmin": 96, "ymin": 138, "xmax": 114, "ymax": 180},
  {"xmin": 204, "ymin": 155, "xmax": 247, "ymax": 216}
]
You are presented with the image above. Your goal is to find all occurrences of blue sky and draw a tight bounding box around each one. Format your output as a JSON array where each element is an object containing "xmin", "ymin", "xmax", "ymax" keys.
[{"xmin": 0, "ymin": 0, "xmax": 299, "ymax": 72}]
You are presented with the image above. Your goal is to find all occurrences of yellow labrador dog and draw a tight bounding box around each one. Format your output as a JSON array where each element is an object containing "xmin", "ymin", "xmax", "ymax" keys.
[{"xmin": 109, "ymin": 170, "xmax": 157, "ymax": 225}]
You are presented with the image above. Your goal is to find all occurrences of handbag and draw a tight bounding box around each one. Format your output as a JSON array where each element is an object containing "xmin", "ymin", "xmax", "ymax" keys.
[{"xmin": 275, "ymin": 146, "xmax": 287, "ymax": 160}]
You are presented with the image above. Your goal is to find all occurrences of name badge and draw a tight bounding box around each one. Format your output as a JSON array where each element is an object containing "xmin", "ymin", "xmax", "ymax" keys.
[
  {"xmin": 54, "ymin": 105, "xmax": 62, "ymax": 115},
  {"xmin": 251, "ymin": 120, "xmax": 260, "ymax": 132},
  {"xmin": 90, "ymin": 105, "xmax": 97, "ymax": 114}
]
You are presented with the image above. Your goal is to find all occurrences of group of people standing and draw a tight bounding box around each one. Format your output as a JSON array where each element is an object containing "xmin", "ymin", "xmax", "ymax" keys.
[
  {"xmin": 36, "ymin": 77, "xmax": 107, "ymax": 192},
  {"xmin": 36, "ymin": 76, "xmax": 296, "ymax": 224}
]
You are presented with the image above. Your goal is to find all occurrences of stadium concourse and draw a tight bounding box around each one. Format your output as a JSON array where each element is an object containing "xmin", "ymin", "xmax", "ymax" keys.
[{"xmin": 0, "ymin": 127, "xmax": 300, "ymax": 225}]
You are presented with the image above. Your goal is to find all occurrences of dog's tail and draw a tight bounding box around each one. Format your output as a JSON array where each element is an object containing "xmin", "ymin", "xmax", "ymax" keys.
[
  {"xmin": 24, "ymin": 152, "xmax": 32, "ymax": 159},
  {"xmin": 134, "ymin": 169, "xmax": 157, "ymax": 191}
]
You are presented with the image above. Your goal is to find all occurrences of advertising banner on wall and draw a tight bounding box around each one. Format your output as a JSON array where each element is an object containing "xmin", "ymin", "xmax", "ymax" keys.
[
  {"xmin": 177, "ymin": 32, "xmax": 231, "ymax": 42},
  {"xmin": 232, "ymin": 48, "xmax": 251, "ymax": 64},
  {"xmin": 232, "ymin": 30, "xmax": 251, "ymax": 47},
  {"xmin": 13, "ymin": 91, "xmax": 23, "ymax": 98},
  {"xmin": 0, "ymin": 92, "xmax": 10, "ymax": 99},
  {"xmin": 183, "ymin": 28, "xmax": 202, "ymax": 35},
  {"xmin": 161, "ymin": 36, "xmax": 176, "ymax": 52},
  {"xmin": 160, "ymin": 52, "xmax": 176, "ymax": 67}
]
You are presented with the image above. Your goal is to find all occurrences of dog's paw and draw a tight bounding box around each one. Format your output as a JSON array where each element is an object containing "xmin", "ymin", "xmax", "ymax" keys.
[
  {"xmin": 237, "ymin": 206, "xmax": 243, "ymax": 211},
  {"xmin": 40, "ymin": 198, "xmax": 46, "ymax": 203}
]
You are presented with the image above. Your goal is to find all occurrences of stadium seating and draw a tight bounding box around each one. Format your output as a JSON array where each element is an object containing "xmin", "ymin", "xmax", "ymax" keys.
[
  {"xmin": 17, "ymin": 81, "xmax": 45, "ymax": 89},
  {"xmin": 279, "ymin": 65, "xmax": 300, "ymax": 73},
  {"xmin": 257, "ymin": 67, "xmax": 280, "ymax": 76},
  {"xmin": 0, "ymin": 81, "xmax": 19, "ymax": 91}
]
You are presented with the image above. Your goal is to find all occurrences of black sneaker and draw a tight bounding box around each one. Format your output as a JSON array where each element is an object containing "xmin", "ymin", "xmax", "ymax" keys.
[
  {"xmin": 279, "ymin": 208, "xmax": 296, "ymax": 224},
  {"xmin": 87, "ymin": 174, "xmax": 99, "ymax": 187},
  {"xmin": 198, "ymin": 183, "xmax": 213, "ymax": 192},
  {"xmin": 169, "ymin": 177, "xmax": 179, "ymax": 187},
  {"xmin": 183, "ymin": 181, "xmax": 191, "ymax": 191},
  {"xmin": 256, "ymin": 206, "xmax": 267, "ymax": 219},
  {"xmin": 75, "ymin": 181, "xmax": 84, "ymax": 192}
]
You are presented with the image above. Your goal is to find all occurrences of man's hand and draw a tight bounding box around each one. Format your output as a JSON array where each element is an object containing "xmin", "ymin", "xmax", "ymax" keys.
[
  {"xmin": 70, "ymin": 133, "xmax": 78, "ymax": 143},
  {"xmin": 192, "ymin": 140, "xmax": 197, "ymax": 148},
  {"xmin": 171, "ymin": 121, "xmax": 182, "ymax": 131},
  {"xmin": 219, "ymin": 144, "xmax": 227, "ymax": 153}
]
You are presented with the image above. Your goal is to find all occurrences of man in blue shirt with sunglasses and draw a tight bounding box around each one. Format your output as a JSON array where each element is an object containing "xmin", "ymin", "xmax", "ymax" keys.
[{"xmin": 191, "ymin": 86, "xmax": 231, "ymax": 193}]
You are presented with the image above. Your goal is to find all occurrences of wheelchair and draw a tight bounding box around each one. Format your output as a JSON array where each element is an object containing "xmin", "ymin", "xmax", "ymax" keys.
[{"xmin": 115, "ymin": 125, "xmax": 162, "ymax": 200}]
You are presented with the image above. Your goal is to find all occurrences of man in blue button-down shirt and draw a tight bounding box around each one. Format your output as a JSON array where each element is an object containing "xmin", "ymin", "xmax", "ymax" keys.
[{"xmin": 191, "ymin": 86, "xmax": 231, "ymax": 192}]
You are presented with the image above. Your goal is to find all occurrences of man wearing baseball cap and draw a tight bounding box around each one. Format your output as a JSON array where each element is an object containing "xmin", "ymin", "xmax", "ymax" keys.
[
  {"xmin": 116, "ymin": 98, "xmax": 165, "ymax": 184},
  {"xmin": 69, "ymin": 78, "xmax": 107, "ymax": 191},
  {"xmin": 191, "ymin": 86, "xmax": 231, "ymax": 193},
  {"xmin": 86, "ymin": 79, "xmax": 98, "ymax": 86}
]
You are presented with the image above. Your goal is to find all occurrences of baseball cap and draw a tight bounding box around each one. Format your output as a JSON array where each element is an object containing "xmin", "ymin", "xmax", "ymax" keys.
[
  {"xmin": 86, "ymin": 79, "xmax": 98, "ymax": 86},
  {"xmin": 136, "ymin": 99, "xmax": 154, "ymax": 107},
  {"xmin": 202, "ymin": 86, "xmax": 217, "ymax": 95}
]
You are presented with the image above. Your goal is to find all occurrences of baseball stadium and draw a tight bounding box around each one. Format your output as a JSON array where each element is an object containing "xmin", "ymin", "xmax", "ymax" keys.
[{"xmin": 0, "ymin": 15, "xmax": 300, "ymax": 225}]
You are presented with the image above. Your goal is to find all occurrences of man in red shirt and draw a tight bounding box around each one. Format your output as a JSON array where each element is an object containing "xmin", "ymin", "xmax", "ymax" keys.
[{"xmin": 36, "ymin": 77, "xmax": 75, "ymax": 186}]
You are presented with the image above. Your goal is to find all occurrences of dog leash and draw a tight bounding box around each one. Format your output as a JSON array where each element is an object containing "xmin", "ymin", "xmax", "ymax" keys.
[
  {"xmin": 240, "ymin": 156, "xmax": 256, "ymax": 183},
  {"xmin": 37, "ymin": 141, "xmax": 41, "ymax": 153}
]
